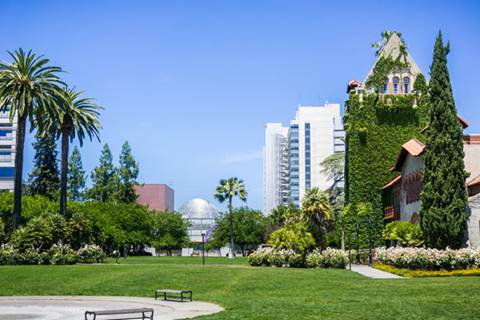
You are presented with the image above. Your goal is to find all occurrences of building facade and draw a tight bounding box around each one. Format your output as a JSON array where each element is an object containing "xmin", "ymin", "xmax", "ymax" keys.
[
  {"xmin": 0, "ymin": 109, "xmax": 16, "ymax": 191},
  {"xmin": 135, "ymin": 184, "xmax": 174, "ymax": 212},
  {"xmin": 263, "ymin": 103, "xmax": 344, "ymax": 214}
]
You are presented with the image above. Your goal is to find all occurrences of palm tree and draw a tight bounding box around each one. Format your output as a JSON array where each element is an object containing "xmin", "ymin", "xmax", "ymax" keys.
[
  {"xmin": 0, "ymin": 49, "xmax": 63, "ymax": 228},
  {"xmin": 214, "ymin": 177, "xmax": 247, "ymax": 259},
  {"xmin": 301, "ymin": 187, "xmax": 333, "ymax": 249},
  {"xmin": 54, "ymin": 87, "xmax": 101, "ymax": 216}
]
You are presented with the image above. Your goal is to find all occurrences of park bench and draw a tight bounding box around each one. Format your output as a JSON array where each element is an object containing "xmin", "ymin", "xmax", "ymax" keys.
[
  {"xmin": 155, "ymin": 289, "xmax": 193, "ymax": 302},
  {"xmin": 84, "ymin": 307, "xmax": 154, "ymax": 320}
]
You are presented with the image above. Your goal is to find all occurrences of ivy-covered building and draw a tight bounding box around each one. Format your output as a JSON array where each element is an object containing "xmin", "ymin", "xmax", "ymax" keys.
[{"xmin": 344, "ymin": 32, "xmax": 429, "ymax": 245}]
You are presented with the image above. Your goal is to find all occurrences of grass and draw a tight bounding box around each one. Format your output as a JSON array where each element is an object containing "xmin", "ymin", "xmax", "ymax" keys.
[
  {"xmin": 373, "ymin": 263, "xmax": 480, "ymax": 277},
  {"xmin": 1, "ymin": 257, "xmax": 480, "ymax": 319}
]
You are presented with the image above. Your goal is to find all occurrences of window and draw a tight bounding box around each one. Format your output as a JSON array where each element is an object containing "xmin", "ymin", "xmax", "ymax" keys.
[
  {"xmin": 382, "ymin": 78, "xmax": 388, "ymax": 93},
  {"xmin": 403, "ymin": 77, "xmax": 410, "ymax": 93},
  {"xmin": 393, "ymin": 77, "xmax": 400, "ymax": 94}
]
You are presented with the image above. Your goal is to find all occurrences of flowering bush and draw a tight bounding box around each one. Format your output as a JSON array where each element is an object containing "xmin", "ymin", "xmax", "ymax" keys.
[
  {"xmin": 78, "ymin": 244, "xmax": 106, "ymax": 263},
  {"xmin": 0, "ymin": 247, "xmax": 49, "ymax": 265},
  {"xmin": 375, "ymin": 247, "xmax": 480, "ymax": 270},
  {"xmin": 248, "ymin": 247, "xmax": 347, "ymax": 269},
  {"xmin": 49, "ymin": 244, "xmax": 79, "ymax": 265}
]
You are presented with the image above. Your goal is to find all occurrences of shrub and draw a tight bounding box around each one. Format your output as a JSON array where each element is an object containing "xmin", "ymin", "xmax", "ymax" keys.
[
  {"xmin": 305, "ymin": 248, "xmax": 348, "ymax": 269},
  {"xmin": 48, "ymin": 244, "xmax": 79, "ymax": 265},
  {"xmin": 78, "ymin": 244, "xmax": 106, "ymax": 263},
  {"xmin": 373, "ymin": 263, "xmax": 480, "ymax": 277},
  {"xmin": 268, "ymin": 223, "xmax": 315, "ymax": 253},
  {"xmin": 383, "ymin": 221, "xmax": 423, "ymax": 247},
  {"xmin": 0, "ymin": 247, "xmax": 49, "ymax": 265},
  {"xmin": 287, "ymin": 253, "xmax": 304, "ymax": 268}
]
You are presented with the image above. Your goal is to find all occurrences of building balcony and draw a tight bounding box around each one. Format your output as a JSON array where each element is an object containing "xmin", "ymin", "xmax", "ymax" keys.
[{"xmin": 384, "ymin": 206, "xmax": 400, "ymax": 221}]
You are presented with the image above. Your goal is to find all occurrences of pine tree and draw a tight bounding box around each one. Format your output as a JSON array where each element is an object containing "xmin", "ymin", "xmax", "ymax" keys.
[
  {"xmin": 68, "ymin": 146, "xmax": 86, "ymax": 201},
  {"xmin": 87, "ymin": 144, "xmax": 117, "ymax": 202},
  {"xmin": 116, "ymin": 141, "xmax": 139, "ymax": 203},
  {"xmin": 28, "ymin": 133, "xmax": 60, "ymax": 199},
  {"xmin": 420, "ymin": 31, "xmax": 468, "ymax": 249}
]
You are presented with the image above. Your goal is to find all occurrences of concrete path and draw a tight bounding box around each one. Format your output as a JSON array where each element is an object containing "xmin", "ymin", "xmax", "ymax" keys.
[
  {"xmin": 0, "ymin": 296, "xmax": 223, "ymax": 320},
  {"xmin": 350, "ymin": 264, "xmax": 403, "ymax": 279}
]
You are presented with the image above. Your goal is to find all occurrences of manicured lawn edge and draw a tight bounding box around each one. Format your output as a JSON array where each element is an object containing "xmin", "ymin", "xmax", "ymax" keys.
[{"xmin": 372, "ymin": 263, "xmax": 480, "ymax": 277}]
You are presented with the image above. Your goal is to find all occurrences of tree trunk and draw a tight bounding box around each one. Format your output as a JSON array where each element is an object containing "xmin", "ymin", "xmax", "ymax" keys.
[
  {"xmin": 60, "ymin": 127, "xmax": 70, "ymax": 216},
  {"xmin": 12, "ymin": 115, "xmax": 27, "ymax": 229},
  {"xmin": 228, "ymin": 197, "xmax": 234, "ymax": 259}
]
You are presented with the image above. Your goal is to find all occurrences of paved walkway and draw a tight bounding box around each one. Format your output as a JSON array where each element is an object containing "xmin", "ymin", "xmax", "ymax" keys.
[
  {"xmin": 0, "ymin": 296, "xmax": 223, "ymax": 320},
  {"xmin": 350, "ymin": 264, "xmax": 403, "ymax": 279}
]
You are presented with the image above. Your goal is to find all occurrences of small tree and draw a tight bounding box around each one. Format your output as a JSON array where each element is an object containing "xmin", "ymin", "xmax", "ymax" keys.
[
  {"xmin": 420, "ymin": 32, "xmax": 468, "ymax": 249},
  {"xmin": 68, "ymin": 146, "xmax": 86, "ymax": 201},
  {"xmin": 116, "ymin": 141, "xmax": 139, "ymax": 203},
  {"xmin": 28, "ymin": 133, "xmax": 60, "ymax": 200},
  {"xmin": 301, "ymin": 187, "xmax": 333, "ymax": 249},
  {"xmin": 150, "ymin": 212, "xmax": 190, "ymax": 256},
  {"xmin": 87, "ymin": 144, "xmax": 118, "ymax": 202},
  {"xmin": 268, "ymin": 223, "xmax": 315, "ymax": 254}
]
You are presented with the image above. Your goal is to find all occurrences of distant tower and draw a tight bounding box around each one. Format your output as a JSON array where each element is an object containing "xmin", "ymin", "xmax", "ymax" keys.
[{"xmin": 0, "ymin": 109, "xmax": 16, "ymax": 191}]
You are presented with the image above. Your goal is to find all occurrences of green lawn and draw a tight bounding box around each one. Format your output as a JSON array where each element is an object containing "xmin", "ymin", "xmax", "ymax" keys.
[{"xmin": 1, "ymin": 257, "xmax": 479, "ymax": 319}]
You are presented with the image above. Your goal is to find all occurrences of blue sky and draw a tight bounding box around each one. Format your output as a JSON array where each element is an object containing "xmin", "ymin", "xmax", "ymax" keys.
[{"xmin": 1, "ymin": 1, "xmax": 479, "ymax": 211}]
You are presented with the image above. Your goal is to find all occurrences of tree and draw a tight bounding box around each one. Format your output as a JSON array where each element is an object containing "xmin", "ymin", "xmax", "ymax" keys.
[
  {"xmin": 87, "ymin": 144, "xmax": 117, "ymax": 203},
  {"xmin": 116, "ymin": 141, "xmax": 139, "ymax": 203},
  {"xmin": 150, "ymin": 212, "xmax": 190, "ymax": 256},
  {"xmin": 28, "ymin": 133, "xmax": 60, "ymax": 200},
  {"xmin": 214, "ymin": 177, "xmax": 247, "ymax": 259},
  {"xmin": 420, "ymin": 32, "xmax": 468, "ymax": 249},
  {"xmin": 268, "ymin": 223, "xmax": 315, "ymax": 254},
  {"xmin": 0, "ymin": 49, "xmax": 63, "ymax": 228},
  {"xmin": 68, "ymin": 146, "xmax": 86, "ymax": 201},
  {"xmin": 210, "ymin": 207, "xmax": 267, "ymax": 255},
  {"xmin": 54, "ymin": 87, "xmax": 101, "ymax": 215},
  {"xmin": 301, "ymin": 187, "xmax": 333, "ymax": 249}
]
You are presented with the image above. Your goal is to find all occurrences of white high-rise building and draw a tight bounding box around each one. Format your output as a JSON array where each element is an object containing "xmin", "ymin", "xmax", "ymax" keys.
[
  {"xmin": 0, "ymin": 109, "xmax": 16, "ymax": 191},
  {"xmin": 263, "ymin": 103, "xmax": 344, "ymax": 214}
]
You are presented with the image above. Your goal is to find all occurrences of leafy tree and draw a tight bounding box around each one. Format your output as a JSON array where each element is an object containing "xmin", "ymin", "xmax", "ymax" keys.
[
  {"xmin": 301, "ymin": 187, "xmax": 333, "ymax": 248},
  {"xmin": 116, "ymin": 141, "xmax": 139, "ymax": 203},
  {"xmin": 68, "ymin": 211, "xmax": 92, "ymax": 249},
  {"xmin": 420, "ymin": 32, "xmax": 468, "ymax": 249},
  {"xmin": 28, "ymin": 133, "xmax": 60, "ymax": 200},
  {"xmin": 0, "ymin": 217, "xmax": 5, "ymax": 244},
  {"xmin": 87, "ymin": 144, "xmax": 118, "ymax": 202},
  {"xmin": 53, "ymin": 87, "xmax": 101, "ymax": 215},
  {"xmin": 269, "ymin": 203, "xmax": 302, "ymax": 230},
  {"xmin": 210, "ymin": 207, "xmax": 267, "ymax": 255},
  {"xmin": 0, "ymin": 49, "xmax": 63, "ymax": 228},
  {"xmin": 413, "ymin": 73, "xmax": 428, "ymax": 95},
  {"xmin": 268, "ymin": 223, "xmax": 315, "ymax": 253},
  {"xmin": 214, "ymin": 177, "xmax": 247, "ymax": 258},
  {"xmin": 383, "ymin": 221, "xmax": 423, "ymax": 247},
  {"xmin": 68, "ymin": 146, "xmax": 87, "ymax": 201},
  {"xmin": 150, "ymin": 212, "xmax": 189, "ymax": 256}
]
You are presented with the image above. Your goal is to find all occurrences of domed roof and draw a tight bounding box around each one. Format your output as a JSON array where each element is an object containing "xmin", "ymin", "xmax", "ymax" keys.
[{"xmin": 179, "ymin": 198, "xmax": 219, "ymax": 220}]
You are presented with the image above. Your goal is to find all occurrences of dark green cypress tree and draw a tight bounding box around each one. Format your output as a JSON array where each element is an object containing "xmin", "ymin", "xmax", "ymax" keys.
[
  {"xmin": 28, "ymin": 133, "xmax": 60, "ymax": 199},
  {"xmin": 420, "ymin": 31, "xmax": 468, "ymax": 249},
  {"xmin": 87, "ymin": 144, "xmax": 118, "ymax": 202},
  {"xmin": 68, "ymin": 146, "xmax": 86, "ymax": 201},
  {"xmin": 116, "ymin": 141, "xmax": 139, "ymax": 203}
]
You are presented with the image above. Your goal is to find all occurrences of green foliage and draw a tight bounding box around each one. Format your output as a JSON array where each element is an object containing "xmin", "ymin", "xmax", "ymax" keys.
[
  {"xmin": 150, "ymin": 212, "xmax": 189, "ymax": 255},
  {"xmin": 365, "ymin": 56, "xmax": 409, "ymax": 92},
  {"xmin": 383, "ymin": 221, "xmax": 423, "ymax": 247},
  {"xmin": 301, "ymin": 187, "xmax": 333, "ymax": 248},
  {"xmin": 413, "ymin": 73, "xmax": 428, "ymax": 94},
  {"xmin": 344, "ymin": 93, "xmax": 428, "ymax": 247},
  {"xmin": 78, "ymin": 244, "xmax": 106, "ymax": 263},
  {"xmin": 0, "ymin": 217, "xmax": 5, "ymax": 244},
  {"xmin": 420, "ymin": 32, "xmax": 468, "ymax": 249},
  {"xmin": 68, "ymin": 146, "xmax": 86, "ymax": 201},
  {"xmin": 68, "ymin": 211, "xmax": 93, "ymax": 249},
  {"xmin": 268, "ymin": 223, "xmax": 315, "ymax": 254},
  {"xmin": 28, "ymin": 133, "xmax": 60, "ymax": 200},
  {"xmin": 87, "ymin": 144, "xmax": 118, "ymax": 202},
  {"xmin": 209, "ymin": 207, "xmax": 268, "ymax": 253},
  {"xmin": 268, "ymin": 204, "xmax": 302, "ymax": 230},
  {"xmin": 116, "ymin": 141, "xmax": 139, "ymax": 203},
  {"xmin": 374, "ymin": 263, "xmax": 480, "ymax": 277}
]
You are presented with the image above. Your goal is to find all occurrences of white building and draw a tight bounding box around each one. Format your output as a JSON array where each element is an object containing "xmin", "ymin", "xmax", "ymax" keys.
[
  {"xmin": 0, "ymin": 110, "xmax": 16, "ymax": 191},
  {"xmin": 263, "ymin": 103, "xmax": 344, "ymax": 214}
]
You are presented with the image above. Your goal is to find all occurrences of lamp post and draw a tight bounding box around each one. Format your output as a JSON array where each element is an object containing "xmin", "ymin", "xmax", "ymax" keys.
[{"xmin": 201, "ymin": 233, "xmax": 206, "ymax": 266}]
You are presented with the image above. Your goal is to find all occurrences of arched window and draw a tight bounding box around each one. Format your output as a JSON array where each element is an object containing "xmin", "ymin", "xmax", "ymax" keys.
[
  {"xmin": 393, "ymin": 77, "xmax": 400, "ymax": 94},
  {"xmin": 403, "ymin": 77, "xmax": 410, "ymax": 93},
  {"xmin": 382, "ymin": 78, "xmax": 388, "ymax": 93}
]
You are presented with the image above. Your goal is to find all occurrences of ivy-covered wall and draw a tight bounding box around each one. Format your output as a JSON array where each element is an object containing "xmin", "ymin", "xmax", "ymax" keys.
[{"xmin": 344, "ymin": 93, "xmax": 429, "ymax": 246}]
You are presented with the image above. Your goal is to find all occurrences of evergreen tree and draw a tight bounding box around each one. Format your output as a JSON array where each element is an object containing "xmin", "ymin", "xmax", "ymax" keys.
[
  {"xmin": 420, "ymin": 31, "xmax": 468, "ymax": 249},
  {"xmin": 28, "ymin": 133, "xmax": 60, "ymax": 199},
  {"xmin": 68, "ymin": 146, "xmax": 86, "ymax": 201},
  {"xmin": 87, "ymin": 144, "xmax": 117, "ymax": 202},
  {"xmin": 116, "ymin": 141, "xmax": 139, "ymax": 203}
]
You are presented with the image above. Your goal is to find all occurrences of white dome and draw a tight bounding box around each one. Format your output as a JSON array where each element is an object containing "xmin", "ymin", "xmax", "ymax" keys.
[{"xmin": 179, "ymin": 198, "xmax": 219, "ymax": 220}]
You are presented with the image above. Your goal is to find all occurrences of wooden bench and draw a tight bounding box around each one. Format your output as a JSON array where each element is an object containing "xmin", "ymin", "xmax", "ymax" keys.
[
  {"xmin": 155, "ymin": 289, "xmax": 192, "ymax": 302},
  {"xmin": 84, "ymin": 307, "xmax": 154, "ymax": 320}
]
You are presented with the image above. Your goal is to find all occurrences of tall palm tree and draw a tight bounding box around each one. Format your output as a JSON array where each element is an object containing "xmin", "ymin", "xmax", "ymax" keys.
[
  {"xmin": 0, "ymin": 49, "xmax": 63, "ymax": 228},
  {"xmin": 214, "ymin": 177, "xmax": 247, "ymax": 259},
  {"xmin": 301, "ymin": 187, "xmax": 333, "ymax": 249},
  {"xmin": 54, "ymin": 87, "xmax": 101, "ymax": 216}
]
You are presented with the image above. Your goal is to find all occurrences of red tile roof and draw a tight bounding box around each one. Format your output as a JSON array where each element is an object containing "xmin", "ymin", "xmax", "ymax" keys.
[
  {"xmin": 468, "ymin": 175, "xmax": 480, "ymax": 188},
  {"xmin": 464, "ymin": 134, "xmax": 480, "ymax": 145},
  {"xmin": 421, "ymin": 115, "xmax": 470, "ymax": 133},
  {"xmin": 392, "ymin": 138, "xmax": 425, "ymax": 172}
]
